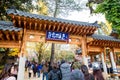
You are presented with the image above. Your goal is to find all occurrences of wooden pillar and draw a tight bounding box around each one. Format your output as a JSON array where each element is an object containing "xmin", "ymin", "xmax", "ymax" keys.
[
  {"xmin": 90, "ymin": 55, "xmax": 94, "ymax": 62},
  {"xmin": 17, "ymin": 21, "xmax": 27, "ymax": 80},
  {"xmin": 104, "ymin": 48, "xmax": 106, "ymax": 63},
  {"xmin": 81, "ymin": 35, "xmax": 88, "ymax": 66}
]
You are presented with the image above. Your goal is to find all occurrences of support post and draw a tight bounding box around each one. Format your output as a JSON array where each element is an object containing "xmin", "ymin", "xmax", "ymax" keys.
[
  {"xmin": 81, "ymin": 35, "xmax": 88, "ymax": 66},
  {"xmin": 90, "ymin": 55, "xmax": 94, "ymax": 62},
  {"xmin": 17, "ymin": 55, "xmax": 26, "ymax": 80},
  {"xmin": 110, "ymin": 49, "xmax": 119, "ymax": 79},
  {"xmin": 101, "ymin": 52, "xmax": 108, "ymax": 74},
  {"xmin": 110, "ymin": 50, "xmax": 117, "ymax": 73},
  {"xmin": 17, "ymin": 21, "xmax": 27, "ymax": 80}
]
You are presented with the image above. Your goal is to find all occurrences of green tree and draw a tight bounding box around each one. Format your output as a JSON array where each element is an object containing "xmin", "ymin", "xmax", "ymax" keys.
[
  {"xmin": 35, "ymin": 42, "xmax": 50, "ymax": 63},
  {"xmin": 95, "ymin": 0, "xmax": 120, "ymax": 34},
  {"xmin": 0, "ymin": 48, "xmax": 10, "ymax": 65},
  {"xmin": 0, "ymin": 0, "xmax": 33, "ymax": 20},
  {"xmin": 86, "ymin": 0, "xmax": 103, "ymax": 13},
  {"xmin": 0, "ymin": 48, "xmax": 19, "ymax": 65},
  {"xmin": 97, "ymin": 21, "xmax": 112, "ymax": 35},
  {"xmin": 35, "ymin": 0, "xmax": 48, "ymax": 15}
]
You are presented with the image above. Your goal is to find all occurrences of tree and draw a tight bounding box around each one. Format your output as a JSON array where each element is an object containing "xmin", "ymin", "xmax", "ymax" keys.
[
  {"xmin": 35, "ymin": 0, "xmax": 48, "ymax": 15},
  {"xmin": 44, "ymin": 0, "xmax": 82, "ymax": 17},
  {"xmin": 0, "ymin": 48, "xmax": 10, "ymax": 65},
  {"xmin": 35, "ymin": 42, "xmax": 50, "ymax": 63},
  {"xmin": 0, "ymin": 48, "xmax": 19, "ymax": 65},
  {"xmin": 44, "ymin": 0, "xmax": 82, "ymax": 65},
  {"xmin": 97, "ymin": 21, "xmax": 112, "ymax": 35},
  {"xmin": 86, "ymin": 0, "xmax": 103, "ymax": 13},
  {"xmin": 95, "ymin": 0, "xmax": 120, "ymax": 34},
  {"xmin": 0, "ymin": 0, "xmax": 34, "ymax": 20}
]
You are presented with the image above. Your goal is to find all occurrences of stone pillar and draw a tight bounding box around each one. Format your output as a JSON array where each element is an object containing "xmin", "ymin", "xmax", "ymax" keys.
[
  {"xmin": 17, "ymin": 23, "xmax": 27, "ymax": 80},
  {"xmin": 110, "ymin": 51, "xmax": 117, "ymax": 73},
  {"xmin": 17, "ymin": 55, "xmax": 26, "ymax": 80},
  {"xmin": 101, "ymin": 52, "xmax": 108, "ymax": 74},
  {"xmin": 81, "ymin": 35, "xmax": 88, "ymax": 66}
]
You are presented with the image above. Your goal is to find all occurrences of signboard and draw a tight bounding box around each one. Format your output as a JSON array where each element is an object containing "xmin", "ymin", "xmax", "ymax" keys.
[{"xmin": 46, "ymin": 31, "xmax": 69, "ymax": 42}]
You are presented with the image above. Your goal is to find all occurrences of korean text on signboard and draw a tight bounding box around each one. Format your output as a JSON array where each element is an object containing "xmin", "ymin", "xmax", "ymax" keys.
[{"xmin": 46, "ymin": 31, "xmax": 69, "ymax": 41}]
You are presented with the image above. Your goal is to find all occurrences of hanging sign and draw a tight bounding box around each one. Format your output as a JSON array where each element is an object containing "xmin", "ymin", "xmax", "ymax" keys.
[{"xmin": 46, "ymin": 31, "xmax": 69, "ymax": 42}]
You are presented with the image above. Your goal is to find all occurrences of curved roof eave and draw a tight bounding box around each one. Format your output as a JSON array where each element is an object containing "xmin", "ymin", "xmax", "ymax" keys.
[
  {"xmin": 0, "ymin": 21, "xmax": 22, "ymax": 32},
  {"xmin": 6, "ymin": 9, "xmax": 101, "ymax": 28},
  {"xmin": 91, "ymin": 34, "xmax": 120, "ymax": 42}
]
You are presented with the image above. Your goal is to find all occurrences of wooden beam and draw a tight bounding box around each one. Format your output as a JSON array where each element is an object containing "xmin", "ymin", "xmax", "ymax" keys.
[
  {"xmin": 114, "ymin": 48, "xmax": 120, "ymax": 52},
  {"xmin": 34, "ymin": 20, "xmax": 38, "ymax": 30},
  {"xmin": 18, "ymin": 16, "xmax": 21, "ymax": 27},
  {"xmin": 60, "ymin": 24, "xmax": 66, "ymax": 32},
  {"xmin": 52, "ymin": 22, "xmax": 57, "ymax": 31},
  {"xmin": 26, "ymin": 30, "xmax": 45, "ymax": 36},
  {"xmin": 17, "ymin": 31, "xmax": 22, "ymax": 41},
  {"xmin": 89, "ymin": 27, "xmax": 94, "ymax": 34},
  {"xmin": 0, "ymin": 31, "xmax": 4, "ymax": 40},
  {"xmin": 78, "ymin": 26, "xmax": 85, "ymax": 35},
  {"xmin": 82, "ymin": 26, "xmax": 88, "ymax": 35},
  {"xmin": 69, "ymin": 35, "xmax": 82, "ymax": 39},
  {"xmin": 87, "ymin": 37, "xmax": 93, "ymax": 43},
  {"xmin": 0, "ymin": 41, "xmax": 20, "ymax": 48},
  {"xmin": 5, "ymin": 31, "xmax": 10, "ymax": 41},
  {"xmin": 56, "ymin": 23, "xmax": 62, "ymax": 31},
  {"xmin": 88, "ymin": 46, "xmax": 102, "ymax": 53},
  {"xmin": 11, "ymin": 31, "xmax": 16, "ymax": 41},
  {"xmin": 39, "ymin": 24, "xmax": 42, "ymax": 31},
  {"xmin": 29, "ymin": 22, "xmax": 32, "ymax": 30},
  {"xmin": 68, "ymin": 25, "xmax": 74, "ymax": 33},
  {"xmin": 48, "ymin": 24, "xmax": 51, "ymax": 30},
  {"xmin": 72, "ymin": 26, "xmax": 78, "ymax": 34},
  {"xmin": 88, "ymin": 52, "xmax": 100, "ymax": 56},
  {"xmin": 75, "ymin": 26, "xmax": 81, "ymax": 35},
  {"xmin": 44, "ymin": 24, "xmax": 47, "ymax": 31},
  {"xmin": 64, "ymin": 24, "xmax": 70, "ymax": 32}
]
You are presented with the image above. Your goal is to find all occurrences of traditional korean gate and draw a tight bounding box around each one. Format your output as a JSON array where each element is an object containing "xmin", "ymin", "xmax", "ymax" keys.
[{"xmin": 2, "ymin": 9, "xmax": 120, "ymax": 80}]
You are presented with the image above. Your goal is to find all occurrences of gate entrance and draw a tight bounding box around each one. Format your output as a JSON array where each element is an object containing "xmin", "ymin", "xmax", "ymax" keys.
[{"xmin": 1, "ymin": 9, "xmax": 120, "ymax": 80}]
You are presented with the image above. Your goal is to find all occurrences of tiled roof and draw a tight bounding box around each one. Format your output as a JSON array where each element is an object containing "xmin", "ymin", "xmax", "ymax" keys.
[
  {"xmin": 7, "ymin": 9, "xmax": 100, "ymax": 28},
  {"xmin": 91, "ymin": 34, "xmax": 120, "ymax": 42},
  {"xmin": 0, "ymin": 21, "xmax": 22, "ymax": 31}
]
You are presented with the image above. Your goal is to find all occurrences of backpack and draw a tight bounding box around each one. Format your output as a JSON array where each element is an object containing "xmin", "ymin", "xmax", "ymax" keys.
[{"xmin": 49, "ymin": 70, "xmax": 61, "ymax": 80}]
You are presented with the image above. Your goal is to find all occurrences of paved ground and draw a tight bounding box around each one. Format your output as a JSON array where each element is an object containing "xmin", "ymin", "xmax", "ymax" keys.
[
  {"xmin": 24, "ymin": 71, "xmax": 120, "ymax": 80},
  {"xmin": 24, "ymin": 72, "xmax": 43, "ymax": 80}
]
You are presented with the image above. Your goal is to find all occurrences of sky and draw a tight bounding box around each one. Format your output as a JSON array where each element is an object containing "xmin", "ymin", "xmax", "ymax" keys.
[
  {"xmin": 66, "ymin": 11, "xmax": 105, "ymax": 23},
  {"xmin": 63, "ymin": 0, "xmax": 105, "ymax": 23}
]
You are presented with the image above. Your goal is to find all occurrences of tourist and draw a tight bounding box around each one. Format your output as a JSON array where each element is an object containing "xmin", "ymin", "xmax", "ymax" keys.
[
  {"xmin": 92, "ymin": 62, "xmax": 104, "ymax": 80},
  {"xmin": 81, "ymin": 65, "xmax": 94, "ymax": 80},
  {"xmin": 60, "ymin": 60, "xmax": 71, "ymax": 80},
  {"xmin": 70, "ymin": 62, "xmax": 84, "ymax": 80},
  {"xmin": 37, "ymin": 63, "xmax": 43, "ymax": 78},
  {"xmin": 0, "ymin": 64, "xmax": 16, "ymax": 80},
  {"xmin": 32, "ymin": 62, "xmax": 38, "ymax": 77},
  {"xmin": 42, "ymin": 62, "xmax": 49, "ymax": 80},
  {"xmin": 10, "ymin": 63, "xmax": 18, "ymax": 79},
  {"xmin": 28, "ymin": 63, "xmax": 32, "ymax": 79},
  {"xmin": 48, "ymin": 62, "xmax": 61, "ymax": 80}
]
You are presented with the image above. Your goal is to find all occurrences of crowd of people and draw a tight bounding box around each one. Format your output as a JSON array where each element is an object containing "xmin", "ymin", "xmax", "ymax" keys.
[
  {"xmin": 24, "ymin": 60, "xmax": 105, "ymax": 80},
  {"xmin": 0, "ymin": 58, "xmax": 108, "ymax": 80}
]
